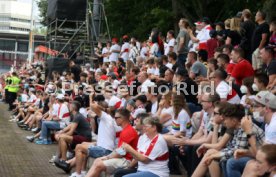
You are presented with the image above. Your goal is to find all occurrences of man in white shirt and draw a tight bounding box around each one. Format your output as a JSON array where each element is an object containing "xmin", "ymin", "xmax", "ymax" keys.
[
  {"xmin": 120, "ymin": 35, "xmax": 130, "ymax": 62},
  {"xmin": 109, "ymin": 38, "xmax": 121, "ymax": 62},
  {"xmin": 214, "ymin": 68, "xmax": 240, "ymax": 104},
  {"xmin": 137, "ymin": 71, "xmax": 155, "ymax": 93},
  {"xmin": 253, "ymin": 91, "xmax": 276, "ymax": 144},
  {"xmin": 190, "ymin": 17, "xmax": 212, "ymax": 51}
]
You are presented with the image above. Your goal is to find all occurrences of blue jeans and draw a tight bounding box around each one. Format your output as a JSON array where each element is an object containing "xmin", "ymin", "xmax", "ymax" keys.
[
  {"xmin": 88, "ymin": 145, "xmax": 112, "ymax": 158},
  {"xmin": 40, "ymin": 120, "xmax": 60, "ymax": 140},
  {"xmin": 226, "ymin": 157, "xmax": 252, "ymax": 177},
  {"xmin": 123, "ymin": 171, "xmax": 159, "ymax": 177}
]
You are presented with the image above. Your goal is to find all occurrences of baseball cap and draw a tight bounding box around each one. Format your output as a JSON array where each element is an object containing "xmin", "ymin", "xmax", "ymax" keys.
[
  {"xmin": 56, "ymin": 94, "xmax": 64, "ymax": 100},
  {"xmin": 194, "ymin": 21, "xmax": 202, "ymax": 26},
  {"xmin": 122, "ymin": 35, "xmax": 129, "ymax": 39},
  {"xmin": 112, "ymin": 38, "xmax": 118, "ymax": 43},
  {"xmin": 254, "ymin": 91, "xmax": 276, "ymax": 109}
]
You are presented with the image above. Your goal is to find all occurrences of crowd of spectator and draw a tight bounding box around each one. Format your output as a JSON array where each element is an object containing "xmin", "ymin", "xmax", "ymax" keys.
[{"xmin": 0, "ymin": 8, "xmax": 276, "ymax": 177}]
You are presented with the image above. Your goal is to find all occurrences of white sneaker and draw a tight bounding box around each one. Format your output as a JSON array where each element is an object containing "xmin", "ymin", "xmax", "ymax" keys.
[
  {"xmin": 31, "ymin": 127, "xmax": 38, "ymax": 132},
  {"xmin": 69, "ymin": 172, "xmax": 83, "ymax": 177},
  {"xmin": 49, "ymin": 155, "xmax": 56, "ymax": 163},
  {"xmin": 9, "ymin": 118, "xmax": 16, "ymax": 122}
]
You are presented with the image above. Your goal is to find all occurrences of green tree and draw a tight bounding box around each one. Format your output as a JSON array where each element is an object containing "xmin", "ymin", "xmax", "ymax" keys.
[
  {"xmin": 37, "ymin": 0, "xmax": 274, "ymax": 41},
  {"xmin": 36, "ymin": 0, "xmax": 47, "ymax": 26}
]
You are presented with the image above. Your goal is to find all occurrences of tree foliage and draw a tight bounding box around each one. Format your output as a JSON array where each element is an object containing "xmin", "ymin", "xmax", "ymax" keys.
[{"xmin": 37, "ymin": 0, "xmax": 275, "ymax": 40}]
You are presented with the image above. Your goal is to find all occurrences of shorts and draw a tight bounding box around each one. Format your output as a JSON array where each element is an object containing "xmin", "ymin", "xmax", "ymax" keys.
[
  {"xmin": 103, "ymin": 158, "xmax": 130, "ymax": 174},
  {"xmin": 72, "ymin": 135, "xmax": 91, "ymax": 144},
  {"xmin": 88, "ymin": 145, "xmax": 112, "ymax": 158}
]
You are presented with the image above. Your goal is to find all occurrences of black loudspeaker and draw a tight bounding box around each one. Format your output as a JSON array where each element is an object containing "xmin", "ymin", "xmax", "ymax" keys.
[
  {"xmin": 47, "ymin": 0, "xmax": 87, "ymax": 22},
  {"xmin": 45, "ymin": 58, "xmax": 69, "ymax": 80}
]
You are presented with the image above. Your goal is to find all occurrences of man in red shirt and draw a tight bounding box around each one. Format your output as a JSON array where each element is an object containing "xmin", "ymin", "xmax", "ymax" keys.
[
  {"xmin": 86, "ymin": 109, "xmax": 138, "ymax": 177},
  {"xmin": 229, "ymin": 47, "xmax": 254, "ymax": 85}
]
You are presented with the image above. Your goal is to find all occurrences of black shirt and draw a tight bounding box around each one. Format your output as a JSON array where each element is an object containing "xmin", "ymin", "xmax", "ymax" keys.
[
  {"xmin": 262, "ymin": 59, "xmax": 276, "ymax": 76},
  {"xmin": 251, "ymin": 22, "xmax": 270, "ymax": 51},
  {"xmin": 228, "ymin": 30, "xmax": 242, "ymax": 47},
  {"xmin": 72, "ymin": 112, "xmax": 92, "ymax": 139},
  {"xmin": 240, "ymin": 20, "xmax": 255, "ymax": 49}
]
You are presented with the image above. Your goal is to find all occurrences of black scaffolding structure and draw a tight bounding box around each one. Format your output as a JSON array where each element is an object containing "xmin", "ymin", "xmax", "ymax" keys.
[{"xmin": 45, "ymin": 0, "xmax": 110, "ymax": 63}]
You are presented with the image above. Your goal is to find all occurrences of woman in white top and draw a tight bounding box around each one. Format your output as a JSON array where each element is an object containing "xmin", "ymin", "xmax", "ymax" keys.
[
  {"xmin": 240, "ymin": 77, "xmax": 256, "ymax": 110},
  {"xmin": 170, "ymin": 92, "xmax": 192, "ymax": 138},
  {"xmin": 122, "ymin": 117, "xmax": 169, "ymax": 177},
  {"xmin": 156, "ymin": 91, "xmax": 173, "ymax": 132}
]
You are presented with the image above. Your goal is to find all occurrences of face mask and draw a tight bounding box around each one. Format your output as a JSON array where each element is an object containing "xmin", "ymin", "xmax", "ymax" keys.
[
  {"xmin": 240, "ymin": 85, "xmax": 248, "ymax": 94},
  {"xmin": 253, "ymin": 111, "xmax": 264, "ymax": 122},
  {"xmin": 252, "ymin": 83, "xmax": 259, "ymax": 92}
]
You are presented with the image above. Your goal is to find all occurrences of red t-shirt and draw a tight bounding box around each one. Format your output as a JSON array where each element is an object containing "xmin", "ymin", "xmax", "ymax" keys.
[
  {"xmin": 231, "ymin": 59, "xmax": 254, "ymax": 85},
  {"xmin": 226, "ymin": 63, "xmax": 236, "ymax": 75},
  {"xmin": 118, "ymin": 124, "xmax": 139, "ymax": 160},
  {"xmin": 206, "ymin": 38, "xmax": 218, "ymax": 59}
]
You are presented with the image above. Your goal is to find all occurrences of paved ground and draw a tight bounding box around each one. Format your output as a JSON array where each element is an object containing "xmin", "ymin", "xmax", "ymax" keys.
[
  {"xmin": 0, "ymin": 103, "xmax": 68, "ymax": 177},
  {"xmin": 0, "ymin": 102, "xmax": 185, "ymax": 177}
]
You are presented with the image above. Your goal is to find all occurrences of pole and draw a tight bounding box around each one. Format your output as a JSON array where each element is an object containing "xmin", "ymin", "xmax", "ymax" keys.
[{"xmin": 28, "ymin": 0, "xmax": 35, "ymax": 64}]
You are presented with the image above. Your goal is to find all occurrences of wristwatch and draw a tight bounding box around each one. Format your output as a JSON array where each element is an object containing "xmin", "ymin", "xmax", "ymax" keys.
[{"xmin": 246, "ymin": 132, "xmax": 254, "ymax": 139}]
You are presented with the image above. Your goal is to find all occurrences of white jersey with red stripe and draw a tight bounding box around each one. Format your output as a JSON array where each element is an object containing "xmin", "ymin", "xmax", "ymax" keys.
[
  {"xmin": 58, "ymin": 103, "xmax": 70, "ymax": 128},
  {"xmin": 216, "ymin": 81, "xmax": 240, "ymax": 104},
  {"xmin": 137, "ymin": 134, "xmax": 169, "ymax": 177}
]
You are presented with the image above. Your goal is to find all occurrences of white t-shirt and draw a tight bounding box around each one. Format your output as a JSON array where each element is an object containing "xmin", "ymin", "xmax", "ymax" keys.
[
  {"xmin": 165, "ymin": 38, "xmax": 175, "ymax": 55},
  {"xmin": 34, "ymin": 98, "xmax": 41, "ymax": 107},
  {"xmin": 141, "ymin": 79, "xmax": 155, "ymax": 93},
  {"xmin": 97, "ymin": 112, "xmax": 121, "ymax": 151},
  {"xmin": 161, "ymin": 106, "xmax": 173, "ymax": 129},
  {"xmin": 140, "ymin": 46, "xmax": 149, "ymax": 59},
  {"xmin": 216, "ymin": 81, "xmax": 240, "ymax": 104},
  {"xmin": 21, "ymin": 94, "xmax": 29, "ymax": 102},
  {"xmin": 102, "ymin": 47, "xmax": 110, "ymax": 63},
  {"xmin": 28, "ymin": 94, "xmax": 37, "ymax": 103},
  {"xmin": 171, "ymin": 109, "xmax": 192, "ymax": 138},
  {"xmin": 151, "ymin": 101, "xmax": 158, "ymax": 115},
  {"xmin": 197, "ymin": 25, "xmax": 211, "ymax": 43},
  {"xmin": 121, "ymin": 42, "xmax": 130, "ymax": 62},
  {"xmin": 129, "ymin": 46, "xmax": 139, "ymax": 60},
  {"xmin": 147, "ymin": 67, "xmax": 155, "ymax": 75},
  {"xmin": 137, "ymin": 134, "xmax": 169, "ymax": 177},
  {"xmin": 165, "ymin": 63, "xmax": 173, "ymax": 69},
  {"xmin": 265, "ymin": 112, "xmax": 276, "ymax": 144},
  {"xmin": 51, "ymin": 103, "xmax": 59, "ymax": 116},
  {"xmin": 79, "ymin": 107, "xmax": 88, "ymax": 118},
  {"xmin": 109, "ymin": 44, "xmax": 121, "ymax": 62},
  {"xmin": 58, "ymin": 103, "xmax": 70, "ymax": 128},
  {"xmin": 149, "ymin": 43, "xmax": 159, "ymax": 57}
]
